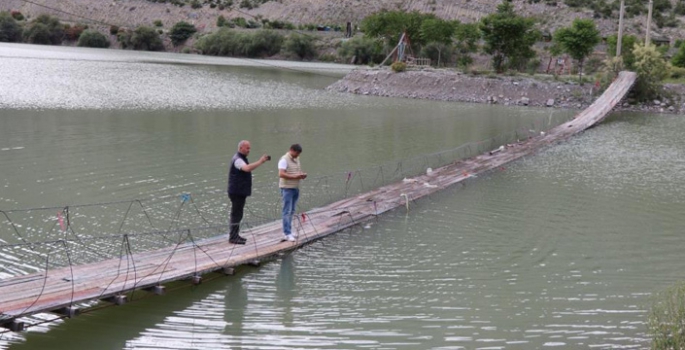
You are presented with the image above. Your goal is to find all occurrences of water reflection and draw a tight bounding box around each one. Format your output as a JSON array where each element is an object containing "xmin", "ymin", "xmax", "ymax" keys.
[
  {"xmin": 224, "ymin": 277, "xmax": 248, "ymax": 338},
  {"xmin": 276, "ymin": 254, "xmax": 296, "ymax": 329}
]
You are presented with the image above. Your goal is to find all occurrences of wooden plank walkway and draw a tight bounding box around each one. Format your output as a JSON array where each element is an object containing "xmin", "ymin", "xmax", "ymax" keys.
[{"xmin": 0, "ymin": 71, "xmax": 636, "ymax": 330}]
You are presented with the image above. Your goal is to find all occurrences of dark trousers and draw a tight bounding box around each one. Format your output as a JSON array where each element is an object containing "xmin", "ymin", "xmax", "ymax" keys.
[{"xmin": 229, "ymin": 194, "xmax": 247, "ymax": 240}]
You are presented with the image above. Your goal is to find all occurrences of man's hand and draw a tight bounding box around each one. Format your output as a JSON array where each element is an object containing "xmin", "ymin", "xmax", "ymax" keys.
[
  {"xmin": 299, "ymin": 173, "xmax": 307, "ymax": 180},
  {"xmin": 259, "ymin": 154, "xmax": 270, "ymax": 163}
]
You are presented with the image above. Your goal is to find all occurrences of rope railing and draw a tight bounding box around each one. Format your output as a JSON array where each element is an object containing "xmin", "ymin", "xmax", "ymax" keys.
[{"xmin": 0, "ymin": 123, "xmax": 551, "ymax": 279}]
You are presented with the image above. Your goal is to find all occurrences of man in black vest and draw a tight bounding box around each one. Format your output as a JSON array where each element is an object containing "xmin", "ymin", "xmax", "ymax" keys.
[{"xmin": 228, "ymin": 140, "xmax": 270, "ymax": 244}]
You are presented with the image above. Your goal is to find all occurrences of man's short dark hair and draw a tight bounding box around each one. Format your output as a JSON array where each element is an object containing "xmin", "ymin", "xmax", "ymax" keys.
[{"xmin": 290, "ymin": 144, "xmax": 302, "ymax": 153}]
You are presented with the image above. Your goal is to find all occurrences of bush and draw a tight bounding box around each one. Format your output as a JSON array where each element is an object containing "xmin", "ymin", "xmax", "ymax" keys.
[
  {"xmin": 153, "ymin": 20, "xmax": 163, "ymax": 27},
  {"xmin": 109, "ymin": 25, "xmax": 119, "ymax": 35},
  {"xmin": 391, "ymin": 61, "xmax": 407, "ymax": 72},
  {"xmin": 217, "ymin": 15, "xmax": 227, "ymax": 27},
  {"xmin": 169, "ymin": 21, "xmax": 196, "ymax": 46},
  {"xmin": 338, "ymin": 36, "xmax": 384, "ymax": 65},
  {"xmin": 77, "ymin": 29, "xmax": 110, "ymax": 48},
  {"xmin": 284, "ymin": 33, "xmax": 317, "ymax": 60},
  {"xmin": 672, "ymin": 42, "xmax": 685, "ymax": 68},
  {"xmin": 648, "ymin": 283, "xmax": 685, "ymax": 349},
  {"xmin": 10, "ymin": 10, "xmax": 24, "ymax": 21},
  {"xmin": 632, "ymin": 43, "xmax": 670, "ymax": 101},
  {"xmin": 0, "ymin": 11, "xmax": 23, "ymax": 42},
  {"xmin": 671, "ymin": 66, "xmax": 685, "ymax": 79},
  {"xmin": 195, "ymin": 28, "xmax": 284, "ymax": 57},
  {"xmin": 64, "ymin": 24, "xmax": 87, "ymax": 41},
  {"xmin": 23, "ymin": 14, "xmax": 64, "ymax": 45},
  {"xmin": 118, "ymin": 26, "xmax": 164, "ymax": 51}
]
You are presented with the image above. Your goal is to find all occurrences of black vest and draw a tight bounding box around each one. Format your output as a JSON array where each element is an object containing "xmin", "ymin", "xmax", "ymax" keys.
[{"xmin": 228, "ymin": 152, "xmax": 252, "ymax": 197}]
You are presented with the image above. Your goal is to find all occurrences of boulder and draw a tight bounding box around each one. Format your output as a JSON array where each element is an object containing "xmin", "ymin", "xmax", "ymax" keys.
[{"xmin": 546, "ymin": 99, "xmax": 555, "ymax": 107}]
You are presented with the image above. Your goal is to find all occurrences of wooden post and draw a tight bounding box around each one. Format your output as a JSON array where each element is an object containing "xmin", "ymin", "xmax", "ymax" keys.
[
  {"xmin": 54, "ymin": 306, "xmax": 80, "ymax": 318},
  {"xmin": 617, "ymin": 0, "xmax": 625, "ymax": 56},
  {"xmin": 645, "ymin": 0, "xmax": 653, "ymax": 45},
  {"xmin": 144, "ymin": 285, "xmax": 166, "ymax": 295}
]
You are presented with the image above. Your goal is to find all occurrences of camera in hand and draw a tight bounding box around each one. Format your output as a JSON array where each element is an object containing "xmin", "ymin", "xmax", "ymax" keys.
[{"xmin": 266, "ymin": 155, "xmax": 271, "ymax": 161}]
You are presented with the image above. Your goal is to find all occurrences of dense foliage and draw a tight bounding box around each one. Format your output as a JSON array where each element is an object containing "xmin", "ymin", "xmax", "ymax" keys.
[
  {"xmin": 631, "ymin": 43, "xmax": 670, "ymax": 101},
  {"xmin": 338, "ymin": 36, "xmax": 384, "ymax": 65},
  {"xmin": 480, "ymin": 2, "xmax": 539, "ymax": 72},
  {"xmin": 648, "ymin": 283, "xmax": 685, "ymax": 350},
  {"xmin": 606, "ymin": 34, "xmax": 638, "ymax": 70},
  {"xmin": 672, "ymin": 42, "xmax": 685, "ymax": 69},
  {"xmin": 0, "ymin": 11, "xmax": 22, "ymax": 43},
  {"xmin": 118, "ymin": 26, "xmax": 165, "ymax": 51},
  {"xmin": 195, "ymin": 28, "xmax": 284, "ymax": 57},
  {"xmin": 23, "ymin": 14, "xmax": 64, "ymax": 45},
  {"xmin": 553, "ymin": 19, "xmax": 600, "ymax": 83},
  {"xmin": 284, "ymin": 34, "xmax": 317, "ymax": 60},
  {"xmin": 169, "ymin": 21, "xmax": 197, "ymax": 46},
  {"xmin": 77, "ymin": 30, "xmax": 110, "ymax": 48}
]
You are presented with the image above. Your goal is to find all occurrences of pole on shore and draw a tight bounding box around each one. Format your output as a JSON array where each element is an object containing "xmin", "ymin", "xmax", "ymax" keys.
[
  {"xmin": 645, "ymin": 0, "xmax": 653, "ymax": 45},
  {"xmin": 616, "ymin": 0, "xmax": 625, "ymax": 56}
]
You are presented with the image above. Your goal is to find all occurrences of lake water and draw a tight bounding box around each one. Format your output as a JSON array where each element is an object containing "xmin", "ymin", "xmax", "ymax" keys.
[{"xmin": 1, "ymin": 43, "xmax": 684, "ymax": 349}]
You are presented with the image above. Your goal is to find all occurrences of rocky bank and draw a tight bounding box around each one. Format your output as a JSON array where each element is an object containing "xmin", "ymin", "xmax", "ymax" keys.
[{"xmin": 327, "ymin": 69, "xmax": 685, "ymax": 115}]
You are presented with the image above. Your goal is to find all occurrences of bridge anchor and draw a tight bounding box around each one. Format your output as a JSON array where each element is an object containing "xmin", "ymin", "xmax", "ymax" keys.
[{"xmin": 0, "ymin": 319, "xmax": 25, "ymax": 332}]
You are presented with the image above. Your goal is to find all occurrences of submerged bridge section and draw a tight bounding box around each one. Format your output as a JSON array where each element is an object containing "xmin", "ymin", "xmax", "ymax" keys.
[{"xmin": 0, "ymin": 71, "xmax": 636, "ymax": 331}]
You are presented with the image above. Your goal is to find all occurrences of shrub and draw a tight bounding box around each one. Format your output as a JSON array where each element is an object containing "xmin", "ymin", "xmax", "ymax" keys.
[
  {"xmin": 217, "ymin": 15, "xmax": 227, "ymax": 27},
  {"xmin": 109, "ymin": 25, "xmax": 119, "ymax": 35},
  {"xmin": 671, "ymin": 66, "xmax": 685, "ymax": 79},
  {"xmin": 672, "ymin": 42, "xmax": 685, "ymax": 68},
  {"xmin": 284, "ymin": 33, "xmax": 317, "ymax": 60},
  {"xmin": 123, "ymin": 26, "xmax": 164, "ymax": 51},
  {"xmin": 648, "ymin": 283, "xmax": 685, "ymax": 349},
  {"xmin": 190, "ymin": 0, "xmax": 202, "ymax": 9},
  {"xmin": 153, "ymin": 20, "xmax": 163, "ymax": 27},
  {"xmin": 338, "ymin": 36, "xmax": 384, "ymax": 65},
  {"xmin": 632, "ymin": 43, "xmax": 670, "ymax": 101},
  {"xmin": 391, "ymin": 61, "xmax": 407, "ymax": 72},
  {"xmin": 64, "ymin": 24, "xmax": 87, "ymax": 41},
  {"xmin": 195, "ymin": 28, "xmax": 284, "ymax": 57},
  {"xmin": 23, "ymin": 14, "xmax": 64, "ymax": 45},
  {"xmin": 10, "ymin": 10, "xmax": 24, "ymax": 21},
  {"xmin": 0, "ymin": 11, "xmax": 23, "ymax": 42},
  {"xmin": 77, "ymin": 29, "xmax": 110, "ymax": 48},
  {"xmin": 170, "ymin": 21, "xmax": 196, "ymax": 46}
]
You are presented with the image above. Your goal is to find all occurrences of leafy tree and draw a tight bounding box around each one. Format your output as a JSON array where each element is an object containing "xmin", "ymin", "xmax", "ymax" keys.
[
  {"xmin": 0, "ymin": 11, "xmax": 22, "ymax": 43},
  {"xmin": 77, "ymin": 30, "xmax": 110, "ymax": 48},
  {"xmin": 606, "ymin": 34, "xmax": 638, "ymax": 69},
  {"xmin": 131, "ymin": 26, "xmax": 164, "ymax": 51},
  {"xmin": 419, "ymin": 18, "xmax": 456, "ymax": 66},
  {"xmin": 553, "ymin": 18, "xmax": 600, "ymax": 84},
  {"xmin": 361, "ymin": 10, "xmax": 436, "ymax": 49},
  {"xmin": 170, "ymin": 21, "xmax": 197, "ymax": 46},
  {"xmin": 632, "ymin": 43, "xmax": 669, "ymax": 101},
  {"xmin": 284, "ymin": 33, "xmax": 317, "ymax": 60},
  {"xmin": 195, "ymin": 28, "xmax": 283, "ymax": 58},
  {"xmin": 454, "ymin": 22, "xmax": 480, "ymax": 69},
  {"xmin": 23, "ymin": 14, "xmax": 64, "ymax": 45},
  {"xmin": 480, "ymin": 2, "xmax": 539, "ymax": 72}
]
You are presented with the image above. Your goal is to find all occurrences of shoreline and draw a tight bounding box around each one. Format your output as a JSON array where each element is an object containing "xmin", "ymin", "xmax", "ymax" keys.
[{"xmin": 327, "ymin": 68, "xmax": 685, "ymax": 115}]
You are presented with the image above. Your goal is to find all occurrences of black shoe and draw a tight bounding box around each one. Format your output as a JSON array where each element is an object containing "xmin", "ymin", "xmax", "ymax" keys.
[{"xmin": 229, "ymin": 237, "xmax": 247, "ymax": 245}]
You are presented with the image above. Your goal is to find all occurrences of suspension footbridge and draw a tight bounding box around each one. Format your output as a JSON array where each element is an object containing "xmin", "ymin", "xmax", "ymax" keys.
[{"xmin": 0, "ymin": 71, "xmax": 636, "ymax": 332}]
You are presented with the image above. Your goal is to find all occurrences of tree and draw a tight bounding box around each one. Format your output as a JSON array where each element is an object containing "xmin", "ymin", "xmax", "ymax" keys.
[
  {"xmin": 419, "ymin": 18, "xmax": 456, "ymax": 66},
  {"xmin": 23, "ymin": 14, "xmax": 64, "ymax": 45},
  {"xmin": 553, "ymin": 18, "xmax": 600, "ymax": 84},
  {"xmin": 632, "ymin": 43, "xmax": 670, "ymax": 101},
  {"xmin": 170, "ymin": 21, "xmax": 196, "ymax": 46},
  {"xmin": 338, "ymin": 36, "xmax": 384, "ymax": 65},
  {"xmin": 454, "ymin": 22, "xmax": 480, "ymax": 69},
  {"xmin": 0, "ymin": 11, "xmax": 22, "ymax": 43},
  {"xmin": 606, "ymin": 34, "xmax": 638, "ymax": 69},
  {"xmin": 77, "ymin": 30, "xmax": 110, "ymax": 48},
  {"xmin": 361, "ymin": 10, "xmax": 436, "ymax": 49},
  {"xmin": 480, "ymin": 1, "xmax": 539, "ymax": 72},
  {"xmin": 131, "ymin": 26, "xmax": 164, "ymax": 51}
]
